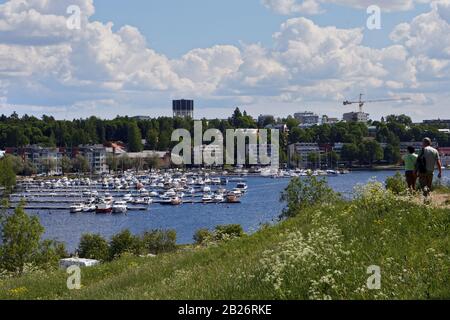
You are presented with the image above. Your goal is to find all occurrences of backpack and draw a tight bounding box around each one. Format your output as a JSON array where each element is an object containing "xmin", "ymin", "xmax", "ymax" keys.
[{"xmin": 416, "ymin": 149, "xmax": 427, "ymax": 174}]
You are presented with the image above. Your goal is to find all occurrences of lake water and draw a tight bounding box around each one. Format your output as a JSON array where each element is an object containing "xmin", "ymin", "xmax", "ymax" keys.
[{"xmin": 26, "ymin": 170, "xmax": 450, "ymax": 252}]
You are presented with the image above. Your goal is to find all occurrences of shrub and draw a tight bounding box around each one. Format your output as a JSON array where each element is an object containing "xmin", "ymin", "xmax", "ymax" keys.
[
  {"xmin": 214, "ymin": 224, "xmax": 245, "ymax": 241},
  {"xmin": 193, "ymin": 229, "xmax": 213, "ymax": 245},
  {"xmin": 193, "ymin": 225, "xmax": 245, "ymax": 246},
  {"xmin": 280, "ymin": 175, "xmax": 339, "ymax": 218},
  {"xmin": 35, "ymin": 240, "xmax": 68, "ymax": 270},
  {"xmin": 385, "ymin": 172, "xmax": 408, "ymax": 195},
  {"xmin": 109, "ymin": 230, "xmax": 142, "ymax": 260},
  {"xmin": 141, "ymin": 230, "xmax": 177, "ymax": 254},
  {"xmin": 78, "ymin": 234, "xmax": 110, "ymax": 262}
]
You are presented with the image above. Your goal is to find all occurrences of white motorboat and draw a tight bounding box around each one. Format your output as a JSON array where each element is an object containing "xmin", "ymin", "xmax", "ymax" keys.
[
  {"xmin": 70, "ymin": 203, "xmax": 84, "ymax": 213},
  {"xmin": 104, "ymin": 193, "xmax": 114, "ymax": 203},
  {"xmin": 236, "ymin": 182, "xmax": 248, "ymax": 192},
  {"xmin": 149, "ymin": 191, "xmax": 159, "ymax": 197},
  {"xmin": 202, "ymin": 193, "xmax": 214, "ymax": 203},
  {"xmin": 133, "ymin": 197, "xmax": 153, "ymax": 205},
  {"xmin": 163, "ymin": 189, "xmax": 177, "ymax": 198},
  {"xmin": 123, "ymin": 194, "xmax": 133, "ymax": 202},
  {"xmin": 214, "ymin": 194, "xmax": 224, "ymax": 203},
  {"xmin": 112, "ymin": 201, "xmax": 128, "ymax": 213},
  {"xmin": 232, "ymin": 188, "xmax": 243, "ymax": 196},
  {"xmin": 83, "ymin": 203, "xmax": 96, "ymax": 212}
]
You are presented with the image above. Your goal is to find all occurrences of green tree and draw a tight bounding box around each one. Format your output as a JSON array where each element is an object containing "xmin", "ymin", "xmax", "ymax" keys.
[
  {"xmin": 118, "ymin": 154, "xmax": 132, "ymax": 172},
  {"xmin": 280, "ymin": 175, "xmax": 339, "ymax": 218},
  {"xmin": 40, "ymin": 157, "xmax": 57, "ymax": 175},
  {"xmin": 22, "ymin": 159, "xmax": 37, "ymax": 176},
  {"xmin": 127, "ymin": 122, "xmax": 143, "ymax": 152},
  {"xmin": 35, "ymin": 240, "xmax": 68, "ymax": 270},
  {"xmin": 0, "ymin": 203, "xmax": 45, "ymax": 275},
  {"xmin": 145, "ymin": 129, "xmax": 159, "ymax": 150},
  {"xmin": 307, "ymin": 152, "xmax": 320, "ymax": 169},
  {"xmin": 214, "ymin": 224, "xmax": 245, "ymax": 241},
  {"xmin": 61, "ymin": 156, "xmax": 73, "ymax": 175},
  {"xmin": 106, "ymin": 154, "xmax": 118, "ymax": 173},
  {"xmin": 145, "ymin": 155, "xmax": 160, "ymax": 170},
  {"xmin": 109, "ymin": 230, "xmax": 142, "ymax": 260},
  {"xmin": 384, "ymin": 144, "xmax": 401, "ymax": 164},
  {"xmin": 78, "ymin": 234, "xmax": 110, "ymax": 261},
  {"xmin": 360, "ymin": 140, "xmax": 384, "ymax": 166},
  {"xmin": 72, "ymin": 155, "xmax": 90, "ymax": 173},
  {"xmin": 141, "ymin": 230, "xmax": 177, "ymax": 254},
  {"xmin": 8, "ymin": 155, "xmax": 24, "ymax": 175},
  {"xmin": 341, "ymin": 143, "xmax": 359, "ymax": 167},
  {"xmin": 193, "ymin": 228, "xmax": 213, "ymax": 246},
  {"xmin": 0, "ymin": 156, "xmax": 17, "ymax": 194}
]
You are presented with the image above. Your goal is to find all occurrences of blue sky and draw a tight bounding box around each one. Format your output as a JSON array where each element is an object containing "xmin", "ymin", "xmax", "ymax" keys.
[
  {"xmin": 0, "ymin": 0, "xmax": 449, "ymax": 121},
  {"xmin": 90, "ymin": 0, "xmax": 429, "ymax": 57}
]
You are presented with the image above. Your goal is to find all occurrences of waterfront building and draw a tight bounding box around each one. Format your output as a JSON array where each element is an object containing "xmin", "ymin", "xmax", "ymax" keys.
[
  {"xmin": 6, "ymin": 145, "xmax": 64, "ymax": 175},
  {"xmin": 77, "ymin": 145, "xmax": 108, "ymax": 174},
  {"xmin": 288, "ymin": 143, "xmax": 324, "ymax": 168}
]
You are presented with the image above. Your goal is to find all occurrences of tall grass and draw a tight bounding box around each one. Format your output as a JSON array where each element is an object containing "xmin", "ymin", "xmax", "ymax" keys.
[{"xmin": 0, "ymin": 182, "xmax": 449, "ymax": 300}]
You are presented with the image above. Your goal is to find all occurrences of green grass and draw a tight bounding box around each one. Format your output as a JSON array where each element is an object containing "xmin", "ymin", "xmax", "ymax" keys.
[{"xmin": 1, "ymin": 182, "xmax": 449, "ymax": 300}]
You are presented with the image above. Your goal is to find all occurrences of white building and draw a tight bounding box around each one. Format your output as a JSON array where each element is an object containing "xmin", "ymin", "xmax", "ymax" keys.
[
  {"xmin": 294, "ymin": 111, "xmax": 320, "ymax": 126},
  {"xmin": 288, "ymin": 143, "xmax": 323, "ymax": 168},
  {"xmin": 343, "ymin": 112, "xmax": 370, "ymax": 123},
  {"xmin": 322, "ymin": 115, "xmax": 339, "ymax": 125},
  {"xmin": 79, "ymin": 145, "xmax": 108, "ymax": 174}
]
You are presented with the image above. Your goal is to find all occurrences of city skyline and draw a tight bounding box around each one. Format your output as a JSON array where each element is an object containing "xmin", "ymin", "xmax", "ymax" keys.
[{"xmin": 0, "ymin": 0, "xmax": 449, "ymax": 121}]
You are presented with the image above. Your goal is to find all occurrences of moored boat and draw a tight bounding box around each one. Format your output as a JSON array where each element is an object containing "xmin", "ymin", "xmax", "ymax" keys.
[
  {"xmin": 112, "ymin": 201, "xmax": 128, "ymax": 214},
  {"xmin": 226, "ymin": 192, "xmax": 241, "ymax": 203},
  {"xmin": 70, "ymin": 203, "xmax": 84, "ymax": 213},
  {"xmin": 96, "ymin": 200, "xmax": 112, "ymax": 214}
]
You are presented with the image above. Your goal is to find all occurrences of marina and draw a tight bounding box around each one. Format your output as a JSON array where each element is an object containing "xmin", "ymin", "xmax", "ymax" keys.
[
  {"xmin": 8, "ymin": 169, "xmax": 345, "ymax": 212},
  {"xmin": 6, "ymin": 170, "xmax": 450, "ymax": 252}
]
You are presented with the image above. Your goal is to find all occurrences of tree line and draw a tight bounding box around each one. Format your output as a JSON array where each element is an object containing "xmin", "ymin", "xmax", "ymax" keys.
[{"xmin": 1, "ymin": 110, "xmax": 449, "ymax": 167}]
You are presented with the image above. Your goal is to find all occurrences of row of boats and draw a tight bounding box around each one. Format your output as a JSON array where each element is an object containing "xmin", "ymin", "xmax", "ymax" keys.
[{"xmin": 68, "ymin": 182, "xmax": 248, "ymax": 214}]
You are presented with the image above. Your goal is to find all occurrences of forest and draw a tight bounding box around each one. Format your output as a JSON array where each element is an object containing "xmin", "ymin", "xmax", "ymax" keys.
[{"xmin": 1, "ymin": 110, "xmax": 449, "ymax": 166}]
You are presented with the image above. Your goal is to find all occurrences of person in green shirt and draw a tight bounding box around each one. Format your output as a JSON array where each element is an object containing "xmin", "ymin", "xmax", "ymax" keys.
[{"xmin": 402, "ymin": 146, "xmax": 418, "ymax": 190}]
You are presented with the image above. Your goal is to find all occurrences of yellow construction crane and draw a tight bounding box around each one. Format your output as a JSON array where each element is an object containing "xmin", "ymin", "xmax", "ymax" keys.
[{"xmin": 343, "ymin": 93, "xmax": 411, "ymax": 113}]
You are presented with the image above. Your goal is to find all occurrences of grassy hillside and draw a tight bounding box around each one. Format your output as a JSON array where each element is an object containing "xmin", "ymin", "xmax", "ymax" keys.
[{"xmin": 1, "ymin": 182, "xmax": 449, "ymax": 300}]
